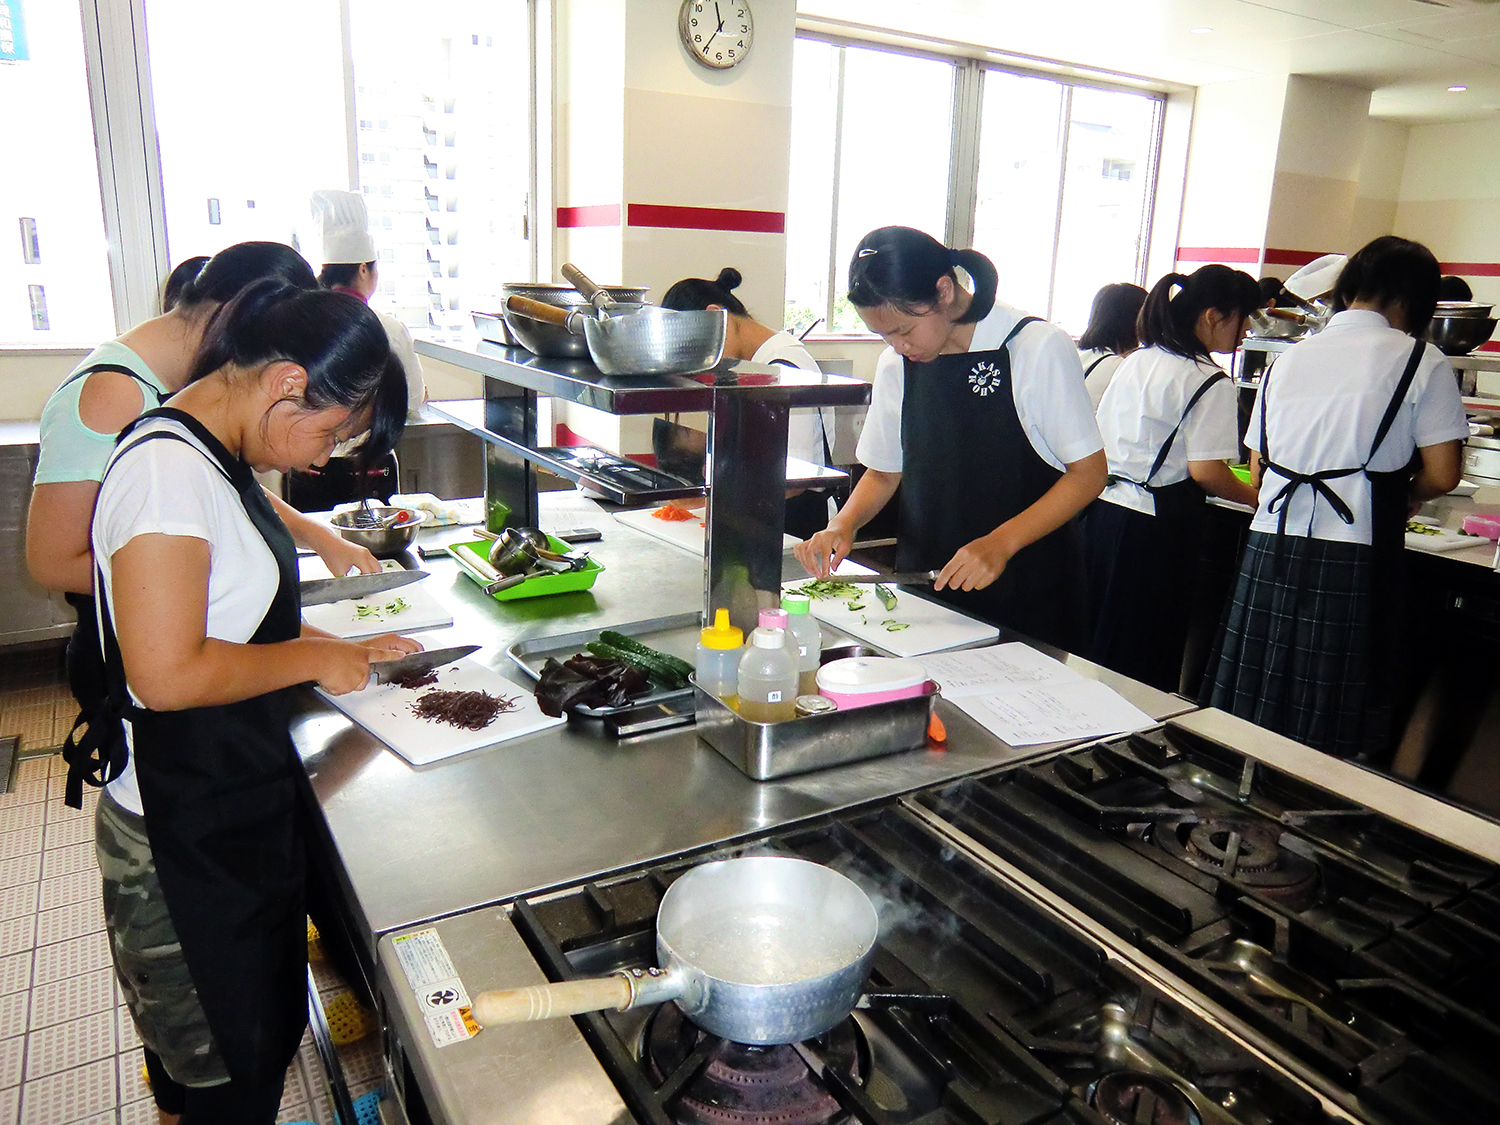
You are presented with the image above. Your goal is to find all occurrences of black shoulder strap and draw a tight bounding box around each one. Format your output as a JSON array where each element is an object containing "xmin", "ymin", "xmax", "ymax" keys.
[
  {"xmin": 109, "ymin": 408, "xmax": 237, "ymax": 489},
  {"xmin": 1142, "ymin": 368, "xmax": 1228, "ymax": 486},
  {"xmin": 1002, "ymin": 316, "xmax": 1043, "ymax": 350},
  {"xmin": 1364, "ymin": 337, "xmax": 1428, "ymax": 468},
  {"xmin": 770, "ymin": 358, "xmax": 834, "ymax": 466},
  {"xmin": 60, "ymin": 362, "xmax": 167, "ymax": 406},
  {"xmin": 1083, "ymin": 353, "xmax": 1112, "ymax": 378}
]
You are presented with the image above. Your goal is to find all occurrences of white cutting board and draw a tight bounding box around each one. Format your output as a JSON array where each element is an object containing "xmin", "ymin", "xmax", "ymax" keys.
[
  {"xmin": 615, "ymin": 507, "xmax": 801, "ymax": 555},
  {"xmin": 318, "ymin": 657, "xmax": 564, "ymax": 766},
  {"xmin": 784, "ymin": 562, "xmax": 999, "ymax": 658},
  {"xmin": 301, "ymin": 580, "xmax": 452, "ymax": 639},
  {"xmin": 1405, "ymin": 529, "xmax": 1484, "ymax": 554}
]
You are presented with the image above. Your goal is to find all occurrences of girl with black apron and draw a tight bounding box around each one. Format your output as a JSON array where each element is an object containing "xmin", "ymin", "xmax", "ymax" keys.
[
  {"xmin": 1085, "ymin": 267, "xmax": 1262, "ymax": 692},
  {"xmin": 792, "ymin": 226, "xmax": 1106, "ymax": 653},
  {"xmin": 67, "ymin": 283, "xmax": 410, "ymax": 1122},
  {"xmin": 1205, "ymin": 237, "xmax": 1469, "ymax": 762}
]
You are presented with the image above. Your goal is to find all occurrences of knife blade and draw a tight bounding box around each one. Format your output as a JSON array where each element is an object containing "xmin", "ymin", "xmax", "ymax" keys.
[
  {"xmin": 300, "ymin": 569, "xmax": 428, "ymax": 606},
  {"xmin": 370, "ymin": 645, "xmax": 481, "ymax": 686},
  {"xmin": 809, "ymin": 571, "xmax": 939, "ymax": 586}
]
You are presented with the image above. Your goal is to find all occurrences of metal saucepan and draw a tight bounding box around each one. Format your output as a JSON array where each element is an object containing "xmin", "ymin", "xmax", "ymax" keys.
[
  {"xmin": 471, "ymin": 855, "xmax": 878, "ymax": 1044},
  {"xmin": 504, "ymin": 295, "xmax": 727, "ymax": 377},
  {"xmin": 491, "ymin": 283, "xmax": 650, "ymax": 359}
]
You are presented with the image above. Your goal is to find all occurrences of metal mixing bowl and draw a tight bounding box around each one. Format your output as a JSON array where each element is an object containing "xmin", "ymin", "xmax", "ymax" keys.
[
  {"xmin": 329, "ymin": 508, "xmax": 427, "ymax": 558},
  {"xmin": 1423, "ymin": 315, "xmax": 1498, "ymax": 356},
  {"xmin": 1436, "ymin": 301, "xmax": 1494, "ymax": 319},
  {"xmin": 493, "ymin": 284, "xmax": 649, "ymax": 358}
]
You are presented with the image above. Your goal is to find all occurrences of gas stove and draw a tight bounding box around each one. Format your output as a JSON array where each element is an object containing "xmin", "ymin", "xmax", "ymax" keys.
[{"xmin": 375, "ymin": 717, "xmax": 1500, "ymax": 1125}]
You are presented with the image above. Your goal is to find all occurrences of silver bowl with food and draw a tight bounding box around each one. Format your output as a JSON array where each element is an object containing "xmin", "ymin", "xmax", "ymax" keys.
[
  {"xmin": 489, "ymin": 283, "xmax": 650, "ymax": 358},
  {"xmin": 1423, "ymin": 315, "xmax": 1498, "ymax": 356},
  {"xmin": 329, "ymin": 507, "xmax": 427, "ymax": 558}
]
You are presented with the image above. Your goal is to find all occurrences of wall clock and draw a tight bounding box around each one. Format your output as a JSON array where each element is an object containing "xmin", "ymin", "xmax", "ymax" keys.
[{"xmin": 679, "ymin": 0, "xmax": 753, "ymax": 70}]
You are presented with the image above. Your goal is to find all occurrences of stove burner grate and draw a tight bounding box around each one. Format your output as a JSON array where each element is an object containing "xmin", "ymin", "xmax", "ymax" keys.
[
  {"xmin": 1156, "ymin": 817, "xmax": 1320, "ymax": 909},
  {"xmin": 642, "ymin": 1003, "xmax": 865, "ymax": 1125},
  {"xmin": 1090, "ymin": 1070, "xmax": 1203, "ymax": 1125}
]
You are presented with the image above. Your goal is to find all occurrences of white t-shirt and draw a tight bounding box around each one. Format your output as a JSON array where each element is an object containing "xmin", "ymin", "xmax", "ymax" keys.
[
  {"xmin": 856, "ymin": 301, "xmax": 1103, "ymax": 474},
  {"xmin": 1079, "ymin": 348, "xmax": 1124, "ymax": 410},
  {"xmin": 752, "ymin": 331, "xmax": 828, "ymax": 469},
  {"xmin": 93, "ymin": 417, "xmax": 281, "ymax": 814},
  {"xmin": 1247, "ymin": 309, "xmax": 1469, "ymax": 544},
  {"xmin": 1097, "ymin": 347, "xmax": 1241, "ymax": 517}
]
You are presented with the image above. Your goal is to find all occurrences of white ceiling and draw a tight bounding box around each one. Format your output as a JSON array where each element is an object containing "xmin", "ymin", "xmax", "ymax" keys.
[{"xmin": 797, "ymin": 0, "xmax": 1500, "ymax": 123}]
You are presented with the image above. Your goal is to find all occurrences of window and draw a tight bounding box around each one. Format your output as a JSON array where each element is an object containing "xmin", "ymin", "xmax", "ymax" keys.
[
  {"xmin": 349, "ymin": 0, "xmax": 532, "ymax": 341},
  {"xmin": 145, "ymin": 0, "xmax": 349, "ymax": 266},
  {"xmin": 0, "ymin": 1, "xmax": 115, "ymax": 344},
  {"xmin": 786, "ymin": 40, "xmax": 953, "ymax": 335},
  {"xmin": 787, "ymin": 36, "xmax": 1162, "ymax": 338}
]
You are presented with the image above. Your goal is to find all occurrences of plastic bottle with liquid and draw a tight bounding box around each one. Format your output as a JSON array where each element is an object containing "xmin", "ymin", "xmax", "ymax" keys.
[
  {"xmin": 695, "ymin": 608, "xmax": 743, "ymax": 703},
  {"xmin": 780, "ymin": 593, "xmax": 822, "ymax": 695},
  {"xmin": 736, "ymin": 627, "xmax": 798, "ymax": 722}
]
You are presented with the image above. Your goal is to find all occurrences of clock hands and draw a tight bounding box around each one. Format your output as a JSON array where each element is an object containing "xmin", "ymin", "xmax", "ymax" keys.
[{"xmin": 714, "ymin": 2, "xmax": 724, "ymax": 32}]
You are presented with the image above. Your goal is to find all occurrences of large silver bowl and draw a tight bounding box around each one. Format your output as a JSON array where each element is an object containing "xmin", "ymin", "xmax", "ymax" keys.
[
  {"xmin": 582, "ymin": 307, "xmax": 727, "ymax": 376},
  {"xmin": 329, "ymin": 507, "xmax": 427, "ymax": 559},
  {"xmin": 1436, "ymin": 301, "xmax": 1494, "ymax": 319},
  {"xmin": 490, "ymin": 283, "xmax": 649, "ymax": 358},
  {"xmin": 1424, "ymin": 315, "xmax": 1498, "ymax": 356}
]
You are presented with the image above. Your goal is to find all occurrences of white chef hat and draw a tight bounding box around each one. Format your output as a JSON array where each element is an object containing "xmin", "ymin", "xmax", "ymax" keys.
[
  {"xmin": 1284, "ymin": 253, "xmax": 1348, "ymax": 301},
  {"xmin": 309, "ymin": 189, "xmax": 377, "ymax": 265}
]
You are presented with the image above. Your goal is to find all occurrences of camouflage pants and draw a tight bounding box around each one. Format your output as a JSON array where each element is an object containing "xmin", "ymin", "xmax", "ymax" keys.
[{"xmin": 96, "ymin": 792, "xmax": 230, "ymax": 1088}]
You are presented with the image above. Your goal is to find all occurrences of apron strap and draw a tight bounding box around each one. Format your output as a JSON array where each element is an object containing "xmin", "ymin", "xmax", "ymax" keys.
[
  {"xmin": 768, "ymin": 357, "xmax": 833, "ymax": 466},
  {"xmin": 1364, "ymin": 337, "xmax": 1428, "ymax": 469},
  {"xmin": 1083, "ymin": 353, "xmax": 1112, "ymax": 378},
  {"xmin": 59, "ymin": 363, "xmax": 169, "ymax": 407},
  {"xmin": 1003, "ymin": 316, "xmax": 1043, "ymax": 348},
  {"xmin": 62, "ymin": 422, "xmax": 237, "ymax": 809},
  {"xmin": 1107, "ymin": 367, "xmax": 1227, "ymax": 490}
]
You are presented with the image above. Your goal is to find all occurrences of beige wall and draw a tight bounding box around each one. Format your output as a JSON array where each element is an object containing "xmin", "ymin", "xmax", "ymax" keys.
[
  {"xmin": 1264, "ymin": 77, "xmax": 1371, "ymax": 259},
  {"xmin": 0, "ymin": 350, "xmax": 88, "ymax": 423}
]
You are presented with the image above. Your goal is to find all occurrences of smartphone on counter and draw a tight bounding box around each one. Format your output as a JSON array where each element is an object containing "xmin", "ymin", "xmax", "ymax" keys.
[{"xmin": 556, "ymin": 527, "xmax": 602, "ymax": 544}]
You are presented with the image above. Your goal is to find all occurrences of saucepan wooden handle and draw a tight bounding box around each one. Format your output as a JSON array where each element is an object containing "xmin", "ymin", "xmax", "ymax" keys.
[
  {"xmin": 471, "ymin": 975, "xmax": 633, "ymax": 1026},
  {"xmin": 505, "ymin": 295, "xmax": 577, "ymax": 329}
]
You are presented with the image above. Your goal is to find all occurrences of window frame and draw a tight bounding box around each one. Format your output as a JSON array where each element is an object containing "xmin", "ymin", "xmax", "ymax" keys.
[
  {"xmin": 15, "ymin": 0, "xmax": 544, "ymax": 349},
  {"xmin": 791, "ymin": 29, "xmax": 1167, "ymax": 339}
]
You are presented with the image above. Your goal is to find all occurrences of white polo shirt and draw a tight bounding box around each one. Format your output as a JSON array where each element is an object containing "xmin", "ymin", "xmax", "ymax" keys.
[
  {"xmin": 855, "ymin": 301, "xmax": 1103, "ymax": 474},
  {"xmin": 1097, "ymin": 347, "xmax": 1241, "ymax": 517},
  {"xmin": 1247, "ymin": 309, "xmax": 1468, "ymax": 544}
]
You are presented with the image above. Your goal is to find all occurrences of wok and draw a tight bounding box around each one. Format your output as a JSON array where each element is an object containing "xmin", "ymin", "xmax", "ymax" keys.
[
  {"xmin": 471, "ymin": 855, "xmax": 878, "ymax": 1044},
  {"xmin": 504, "ymin": 295, "xmax": 726, "ymax": 376}
]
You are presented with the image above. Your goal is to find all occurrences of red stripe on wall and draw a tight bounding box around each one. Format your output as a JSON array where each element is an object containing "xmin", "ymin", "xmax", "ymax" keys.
[
  {"xmin": 1440, "ymin": 261, "xmax": 1500, "ymax": 277},
  {"xmin": 1263, "ymin": 248, "xmax": 1329, "ymax": 268},
  {"xmin": 556, "ymin": 204, "xmax": 622, "ymax": 228},
  {"xmin": 1174, "ymin": 246, "xmax": 1260, "ymax": 264},
  {"xmin": 626, "ymin": 204, "xmax": 785, "ymax": 234},
  {"xmin": 1478, "ymin": 341, "xmax": 1500, "ymax": 352}
]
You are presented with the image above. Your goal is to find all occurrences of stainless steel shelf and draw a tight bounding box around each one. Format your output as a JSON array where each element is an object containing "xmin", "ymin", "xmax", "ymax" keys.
[
  {"xmin": 415, "ymin": 339, "xmax": 871, "ymax": 415},
  {"xmin": 426, "ymin": 399, "xmax": 705, "ymax": 504}
]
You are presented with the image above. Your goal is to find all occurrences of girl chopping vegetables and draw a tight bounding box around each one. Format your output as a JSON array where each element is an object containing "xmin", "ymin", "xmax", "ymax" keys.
[
  {"xmin": 794, "ymin": 226, "xmax": 1106, "ymax": 651},
  {"xmin": 86, "ymin": 282, "xmax": 413, "ymax": 1122}
]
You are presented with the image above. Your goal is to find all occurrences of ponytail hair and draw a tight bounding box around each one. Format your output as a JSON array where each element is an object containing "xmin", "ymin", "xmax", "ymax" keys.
[
  {"xmin": 162, "ymin": 256, "xmax": 209, "ymax": 314},
  {"xmin": 1333, "ymin": 236, "xmax": 1441, "ymax": 337},
  {"xmin": 661, "ymin": 267, "xmax": 750, "ymax": 317},
  {"xmin": 188, "ymin": 281, "xmax": 406, "ymax": 465},
  {"xmin": 1138, "ymin": 264, "xmax": 1261, "ymax": 360},
  {"xmin": 175, "ymin": 241, "xmax": 318, "ymax": 312},
  {"xmin": 847, "ymin": 226, "xmax": 998, "ymax": 325}
]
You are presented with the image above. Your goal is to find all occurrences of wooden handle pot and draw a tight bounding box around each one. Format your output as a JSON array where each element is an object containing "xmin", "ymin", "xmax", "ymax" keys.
[{"xmin": 505, "ymin": 295, "xmax": 586, "ymax": 334}]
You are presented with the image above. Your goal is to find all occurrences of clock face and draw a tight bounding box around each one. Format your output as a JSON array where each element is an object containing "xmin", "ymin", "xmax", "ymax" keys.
[{"xmin": 679, "ymin": 0, "xmax": 753, "ymax": 70}]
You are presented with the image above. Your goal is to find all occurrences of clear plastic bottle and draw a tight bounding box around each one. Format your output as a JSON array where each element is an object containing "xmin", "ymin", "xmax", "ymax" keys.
[
  {"xmin": 695, "ymin": 608, "xmax": 743, "ymax": 702},
  {"xmin": 758, "ymin": 608, "xmax": 798, "ymax": 667},
  {"xmin": 736, "ymin": 627, "xmax": 797, "ymax": 723},
  {"xmin": 780, "ymin": 593, "xmax": 822, "ymax": 696}
]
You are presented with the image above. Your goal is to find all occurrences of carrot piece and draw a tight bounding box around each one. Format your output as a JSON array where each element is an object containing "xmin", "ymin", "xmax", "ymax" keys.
[{"xmin": 927, "ymin": 712, "xmax": 947, "ymax": 744}]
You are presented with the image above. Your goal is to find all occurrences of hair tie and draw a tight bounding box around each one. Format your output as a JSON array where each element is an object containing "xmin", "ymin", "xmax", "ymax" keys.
[{"xmin": 949, "ymin": 248, "xmax": 963, "ymax": 268}]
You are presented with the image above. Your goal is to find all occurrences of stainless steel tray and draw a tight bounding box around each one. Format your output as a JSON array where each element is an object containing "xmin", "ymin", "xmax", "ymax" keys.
[
  {"xmin": 505, "ymin": 613, "xmax": 700, "ymax": 719},
  {"xmin": 693, "ymin": 676, "xmax": 939, "ymax": 781}
]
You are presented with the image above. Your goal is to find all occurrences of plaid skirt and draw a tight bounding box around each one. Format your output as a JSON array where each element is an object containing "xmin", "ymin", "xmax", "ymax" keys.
[{"xmin": 1205, "ymin": 530, "xmax": 1399, "ymax": 761}]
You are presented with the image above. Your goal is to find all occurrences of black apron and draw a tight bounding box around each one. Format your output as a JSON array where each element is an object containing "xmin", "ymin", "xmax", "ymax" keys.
[
  {"xmin": 1260, "ymin": 337, "xmax": 1425, "ymax": 558},
  {"xmin": 57, "ymin": 364, "xmax": 168, "ymax": 711},
  {"xmin": 896, "ymin": 318, "xmax": 1089, "ymax": 651},
  {"xmin": 1085, "ymin": 368, "xmax": 1228, "ymax": 690},
  {"xmin": 65, "ymin": 407, "xmax": 307, "ymax": 1087}
]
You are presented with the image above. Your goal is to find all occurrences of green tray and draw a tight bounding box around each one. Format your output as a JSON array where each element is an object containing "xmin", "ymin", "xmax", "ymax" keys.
[
  {"xmin": 448, "ymin": 535, "xmax": 604, "ymax": 601},
  {"xmin": 1230, "ymin": 463, "xmax": 1253, "ymax": 485}
]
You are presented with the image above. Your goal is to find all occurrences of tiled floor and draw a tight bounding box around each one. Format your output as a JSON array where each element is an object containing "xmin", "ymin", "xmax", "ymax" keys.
[{"xmin": 0, "ymin": 647, "xmax": 381, "ymax": 1124}]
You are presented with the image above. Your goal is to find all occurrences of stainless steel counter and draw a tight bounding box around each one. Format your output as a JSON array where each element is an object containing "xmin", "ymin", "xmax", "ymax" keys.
[{"xmin": 294, "ymin": 492, "xmax": 1194, "ymax": 954}]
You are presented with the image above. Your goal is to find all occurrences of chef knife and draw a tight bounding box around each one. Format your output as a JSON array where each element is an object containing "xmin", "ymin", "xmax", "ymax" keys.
[
  {"xmin": 300, "ymin": 569, "xmax": 428, "ymax": 606},
  {"xmin": 812, "ymin": 571, "xmax": 939, "ymax": 585},
  {"xmin": 369, "ymin": 644, "xmax": 481, "ymax": 686}
]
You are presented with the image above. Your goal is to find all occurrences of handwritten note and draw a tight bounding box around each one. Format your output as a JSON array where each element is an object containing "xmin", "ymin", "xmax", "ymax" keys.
[
  {"xmin": 918, "ymin": 643, "xmax": 1082, "ymax": 697},
  {"xmin": 951, "ymin": 680, "xmax": 1155, "ymax": 747}
]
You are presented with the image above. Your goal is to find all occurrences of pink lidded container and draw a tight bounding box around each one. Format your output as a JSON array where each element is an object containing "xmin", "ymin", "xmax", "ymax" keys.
[
  {"xmin": 815, "ymin": 657, "xmax": 929, "ymax": 710},
  {"xmin": 1461, "ymin": 514, "xmax": 1500, "ymax": 540}
]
